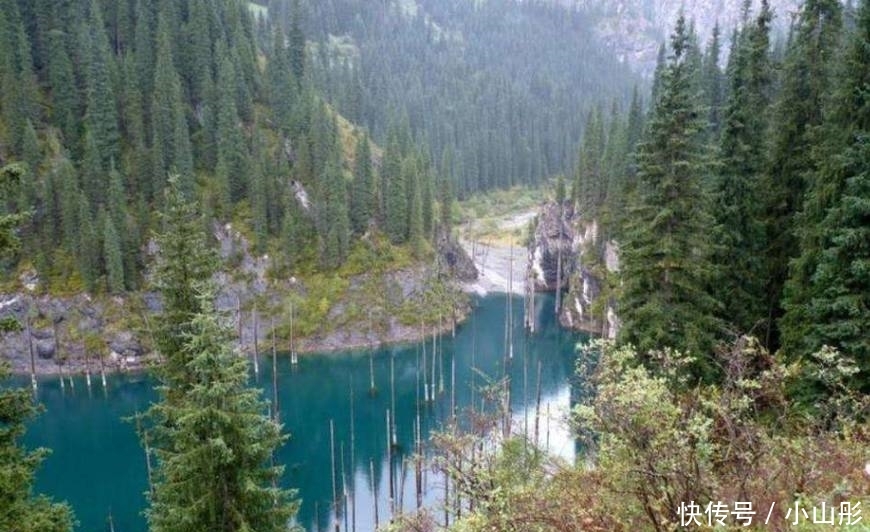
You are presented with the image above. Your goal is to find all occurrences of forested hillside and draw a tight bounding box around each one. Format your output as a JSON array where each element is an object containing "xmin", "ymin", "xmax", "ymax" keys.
[
  {"xmin": 273, "ymin": 0, "xmax": 638, "ymax": 196},
  {"xmin": 0, "ymin": 0, "xmax": 449, "ymax": 294},
  {"xmin": 571, "ymin": 0, "xmax": 868, "ymax": 382},
  {"xmin": 393, "ymin": 2, "xmax": 870, "ymax": 530}
]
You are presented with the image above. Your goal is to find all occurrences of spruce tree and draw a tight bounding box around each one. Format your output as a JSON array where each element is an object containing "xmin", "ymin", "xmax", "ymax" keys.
[
  {"xmin": 319, "ymin": 154, "xmax": 350, "ymax": 269},
  {"xmin": 46, "ymin": 29, "xmax": 80, "ymax": 149},
  {"xmin": 152, "ymin": 13, "xmax": 193, "ymax": 199},
  {"xmin": 618, "ymin": 15, "xmax": 720, "ymax": 372},
  {"xmin": 712, "ymin": 1, "xmax": 773, "ymax": 338},
  {"xmin": 702, "ymin": 23, "xmax": 724, "ymax": 137},
  {"xmin": 145, "ymin": 191, "xmax": 298, "ymax": 530},
  {"xmin": 102, "ymin": 207, "xmax": 125, "ymax": 293},
  {"xmin": 406, "ymin": 156, "xmax": 425, "ymax": 255},
  {"xmin": 350, "ymin": 134, "xmax": 375, "ymax": 234},
  {"xmin": 383, "ymin": 130, "xmax": 408, "ymax": 243},
  {"xmin": 215, "ymin": 46, "xmax": 249, "ymax": 209},
  {"xmin": 288, "ymin": 0, "xmax": 305, "ymax": 83},
  {"xmin": 788, "ymin": 0, "xmax": 870, "ymax": 380},
  {"xmin": 82, "ymin": 0, "xmax": 120, "ymax": 170},
  {"xmin": 76, "ymin": 191, "xmax": 99, "ymax": 292},
  {"xmin": 151, "ymin": 175, "xmax": 218, "ymax": 395},
  {"xmin": 763, "ymin": 0, "xmax": 842, "ymax": 350},
  {"xmin": 249, "ymin": 127, "xmax": 270, "ymax": 253},
  {"xmin": 573, "ymin": 107, "xmax": 604, "ymax": 215}
]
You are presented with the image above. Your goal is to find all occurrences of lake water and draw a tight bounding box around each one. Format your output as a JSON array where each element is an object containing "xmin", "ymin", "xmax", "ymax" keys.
[{"xmin": 21, "ymin": 294, "xmax": 584, "ymax": 532}]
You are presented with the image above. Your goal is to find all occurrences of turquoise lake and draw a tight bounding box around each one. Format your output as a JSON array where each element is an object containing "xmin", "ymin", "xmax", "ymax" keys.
[{"xmin": 21, "ymin": 294, "xmax": 584, "ymax": 532}]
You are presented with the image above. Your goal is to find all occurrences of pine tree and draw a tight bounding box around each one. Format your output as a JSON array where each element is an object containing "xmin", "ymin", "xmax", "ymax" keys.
[
  {"xmin": 288, "ymin": 0, "xmax": 306, "ymax": 83},
  {"xmin": 384, "ymin": 133, "xmax": 408, "ymax": 244},
  {"xmin": 82, "ymin": 0, "xmax": 120, "ymax": 170},
  {"xmin": 406, "ymin": 156, "xmax": 425, "ymax": 255},
  {"xmin": 787, "ymin": 0, "xmax": 870, "ymax": 377},
  {"xmin": 319, "ymin": 154, "xmax": 350, "ymax": 268},
  {"xmin": 144, "ymin": 194, "xmax": 298, "ymax": 530},
  {"xmin": 215, "ymin": 45, "xmax": 249, "ymax": 209},
  {"xmin": 151, "ymin": 175, "xmax": 218, "ymax": 393},
  {"xmin": 763, "ymin": 0, "xmax": 842, "ymax": 351},
  {"xmin": 712, "ymin": 1, "xmax": 773, "ymax": 338},
  {"xmin": 350, "ymin": 134, "xmax": 375, "ymax": 234},
  {"xmin": 702, "ymin": 23, "xmax": 724, "ymax": 137},
  {"xmin": 618, "ymin": 15, "xmax": 720, "ymax": 372},
  {"xmin": 102, "ymin": 207, "xmax": 125, "ymax": 293},
  {"xmin": 152, "ymin": 13, "xmax": 193, "ymax": 199}
]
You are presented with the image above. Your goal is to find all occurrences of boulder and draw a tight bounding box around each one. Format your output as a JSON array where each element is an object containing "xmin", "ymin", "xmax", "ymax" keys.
[{"xmin": 36, "ymin": 340, "xmax": 55, "ymax": 359}]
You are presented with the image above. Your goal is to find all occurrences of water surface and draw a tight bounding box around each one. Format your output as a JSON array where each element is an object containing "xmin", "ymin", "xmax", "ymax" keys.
[{"xmin": 22, "ymin": 294, "xmax": 583, "ymax": 531}]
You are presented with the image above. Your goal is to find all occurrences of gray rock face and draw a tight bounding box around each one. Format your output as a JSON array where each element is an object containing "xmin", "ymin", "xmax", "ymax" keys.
[
  {"xmin": 36, "ymin": 340, "xmax": 55, "ymax": 359},
  {"xmin": 437, "ymin": 231, "xmax": 478, "ymax": 282},
  {"xmin": 526, "ymin": 201, "xmax": 575, "ymax": 292},
  {"xmin": 571, "ymin": 0, "xmax": 800, "ymax": 75},
  {"xmin": 109, "ymin": 332, "xmax": 145, "ymax": 358},
  {"xmin": 525, "ymin": 202, "xmax": 620, "ymax": 339}
]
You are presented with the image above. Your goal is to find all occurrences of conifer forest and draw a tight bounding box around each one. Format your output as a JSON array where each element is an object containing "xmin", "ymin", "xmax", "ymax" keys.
[{"xmin": 0, "ymin": 0, "xmax": 868, "ymax": 531}]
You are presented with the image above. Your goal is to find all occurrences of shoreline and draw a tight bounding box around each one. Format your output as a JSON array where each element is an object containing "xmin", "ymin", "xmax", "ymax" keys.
[{"xmin": 3, "ymin": 291, "xmax": 478, "ymax": 378}]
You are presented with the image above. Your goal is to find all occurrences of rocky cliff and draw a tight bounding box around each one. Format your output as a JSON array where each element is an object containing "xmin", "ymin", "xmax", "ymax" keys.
[
  {"xmin": 526, "ymin": 202, "xmax": 619, "ymax": 338},
  {"xmin": 571, "ymin": 0, "xmax": 800, "ymax": 75}
]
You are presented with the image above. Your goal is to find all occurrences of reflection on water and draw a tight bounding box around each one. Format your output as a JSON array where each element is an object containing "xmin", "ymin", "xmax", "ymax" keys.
[{"xmin": 21, "ymin": 294, "xmax": 584, "ymax": 532}]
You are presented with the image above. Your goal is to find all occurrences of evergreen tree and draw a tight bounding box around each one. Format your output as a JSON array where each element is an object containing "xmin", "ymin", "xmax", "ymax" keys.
[
  {"xmin": 152, "ymin": 13, "xmax": 193, "ymax": 199},
  {"xmin": 151, "ymin": 175, "xmax": 218, "ymax": 394},
  {"xmin": 573, "ymin": 107, "xmax": 604, "ymax": 215},
  {"xmin": 133, "ymin": 0, "xmax": 155, "ymax": 100},
  {"xmin": 438, "ymin": 147, "xmax": 455, "ymax": 229},
  {"xmin": 249, "ymin": 127, "xmax": 270, "ymax": 253},
  {"xmin": 82, "ymin": 0, "xmax": 120, "ymax": 170},
  {"xmin": 215, "ymin": 46, "xmax": 249, "ymax": 209},
  {"xmin": 763, "ymin": 0, "xmax": 842, "ymax": 350},
  {"xmin": 421, "ymin": 159, "xmax": 435, "ymax": 238},
  {"xmin": 102, "ymin": 207, "xmax": 125, "ymax": 293},
  {"xmin": 288, "ymin": 0, "xmax": 306, "ymax": 83},
  {"xmin": 786, "ymin": 0, "xmax": 870, "ymax": 377},
  {"xmin": 319, "ymin": 155, "xmax": 350, "ymax": 268},
  {"xmin": 76, "ymin": 191, "xmax": 99, "ymax": 292},
  {"xmin": 267, "ymin": 25, "xmax": 295, "ymax": 134},
  {"xmin": 350, "ymin": 134, "xmax": 375, "ymax": 234},
  {"xmin": 384, "ymin": 132, "xmax": 408, "ymax": 244},
  {"xmin": 618, "ymin": 15, "xmax": 720, "ymax": 372},
  {"xmin": 145, "ymin": 195, "xmax": 298, "ymax": 530},
  {"xmin": 46, "ymin": 29, "xmax": 80, "ymax": 149},
  {"xmin": 712, "ymin": 1, "xmax": 773, "ymax": 338},
  {"xmin": 702, "ymin": 23, "xmax": 724, "ymax": 137},
  {"xmin": 406, "ymin": 156, "xmax": 425, "ymax": 255}
]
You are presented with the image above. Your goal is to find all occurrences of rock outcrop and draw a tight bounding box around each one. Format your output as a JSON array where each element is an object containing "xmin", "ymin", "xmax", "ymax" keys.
[
  {"xmin": 436, "ymin": 230, "xmax": 478, "ymax": 283},
  {"xmin": 526, "ymin": 201, "xmax": 576, "ymax": 292},
  {"xmin": 525, "ymin": 202, "xmax": 620, "ymax": 339},
  {"xmin": 1, "ymin": 223, "xmax": 478, "ymax": 376},
  {"xmin": 571, "ymin": 0, "xmax": 800, "ymax": 76}
]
